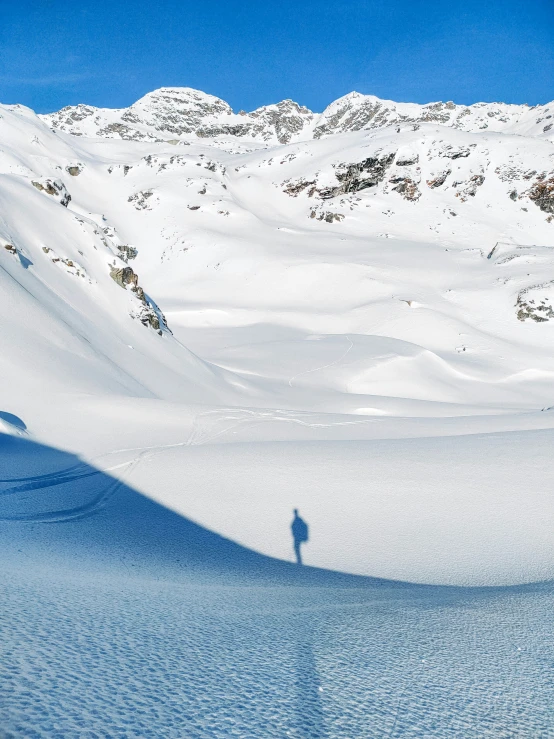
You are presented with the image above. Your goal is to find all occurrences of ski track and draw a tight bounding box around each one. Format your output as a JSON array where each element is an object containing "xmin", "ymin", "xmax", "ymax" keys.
[{"xmin": 0, "ymin": 459, "xmax": 137, "ymax": 523}]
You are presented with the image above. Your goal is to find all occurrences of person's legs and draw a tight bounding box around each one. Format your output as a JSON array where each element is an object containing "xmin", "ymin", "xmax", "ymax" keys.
[{"xmin": 294, "ymin": 540, "xmax": 302, "ymax": 565}]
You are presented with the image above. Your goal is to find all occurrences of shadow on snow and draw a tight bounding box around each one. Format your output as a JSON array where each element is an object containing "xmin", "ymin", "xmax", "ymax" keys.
[{"xmin": 0, "ymin": 431, "xmax": 550, "ymax": 595}]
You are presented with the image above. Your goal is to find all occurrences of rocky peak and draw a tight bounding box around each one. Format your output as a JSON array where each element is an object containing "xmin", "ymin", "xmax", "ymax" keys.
[
  {"xmin": 40, "ymin": 87, "xmax": 554, "ymax": 146},
  {"xmin": 248, "ymin": 99, "xmax": 314, "ymax": 144},
  {"xmin": 313, "ymin": 93, "xmax": 554, "ymax": 140},
  {"xmin": 127, "ymin": 87, "xmax": 234, "ymax": 136}
]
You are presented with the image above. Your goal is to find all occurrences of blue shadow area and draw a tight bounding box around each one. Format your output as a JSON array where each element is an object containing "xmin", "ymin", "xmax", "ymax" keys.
[
  {"xmin": 0, "ymin": 411, "xmax": 27, "ymax": 430},
  {"xmin": 0, "ymin": 431, "xmax": 551, "ymax": 593},
  {"xmin": 295, "ymin": 636, "xmax": 326, "ymax": 738},
  {"xmin": 2, "ymin": 432, "xmax": 554, "ymax": 737},
  {"xmin": 0, "ymin": 431, "xmax": 398, "ymax": 588}
]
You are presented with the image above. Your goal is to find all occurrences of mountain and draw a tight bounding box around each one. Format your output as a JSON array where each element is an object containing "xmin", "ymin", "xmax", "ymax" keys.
[
  {"xmin": 40, "ymin": 86, "xmax": 554, "ymax": 145},
  {"xmin": 40, "ymin": 87, "xmax": 316, "ymax": 145},
  {"xmin": 3, "ymin": 88, "xmax": 554, "ymax": 420},
  {"xmin": 4, "ymin": 84, "xmax": 554, "ymax": 739},
  {"xmin": 2, "ymin": 88, "xmax": 554, "ymax": 585}
]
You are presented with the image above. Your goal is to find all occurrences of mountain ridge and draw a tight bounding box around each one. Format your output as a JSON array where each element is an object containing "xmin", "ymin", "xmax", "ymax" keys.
[
  {"xmin": 1, "ymin": 88, "xmax": 554, "ymax": 426},
  {"xmin": 39, "ymin": 86, "xmax": 554, "ymax": 147}
]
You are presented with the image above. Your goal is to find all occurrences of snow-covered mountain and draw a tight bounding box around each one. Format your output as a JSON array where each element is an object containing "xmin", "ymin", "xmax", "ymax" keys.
[
  {"xmin": 5, "ymin": 84, "xmax": 554, "ymax": 739},
  {"xmin": 2, "ymin": 87, "xmax": 554, "ymax": 586},
  {"xmin": 41, "ymin": 86, "xmax": 554, "ymax": 144}
]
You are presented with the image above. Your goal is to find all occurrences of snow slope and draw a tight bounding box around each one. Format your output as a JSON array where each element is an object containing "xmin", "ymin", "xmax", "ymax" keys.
[
  {"xmin": 3, "ymin": 87, "xmax": 554, "ymax": 737},
  {"xmin": 1, "ymin": 89, "xmax": 554, "ymax": 585},
  {"xmin": 2, "ymin": 432, "xmax": 554, "ymax": 737}
]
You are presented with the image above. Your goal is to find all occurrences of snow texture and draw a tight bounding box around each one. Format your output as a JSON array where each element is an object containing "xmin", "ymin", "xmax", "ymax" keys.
[{"xmin": 2, "ymin": 87, "xmax": 554, "ymax": 736}]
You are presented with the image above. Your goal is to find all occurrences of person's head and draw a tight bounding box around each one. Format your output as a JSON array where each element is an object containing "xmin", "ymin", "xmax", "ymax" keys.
[{"xmin": 293, "ymin": 508, "xmax": 299, "ymax": 517}]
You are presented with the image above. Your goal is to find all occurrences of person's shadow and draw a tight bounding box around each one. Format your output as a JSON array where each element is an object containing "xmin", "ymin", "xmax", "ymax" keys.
[
  {"xmin": 0, "ymin": 430, "xmax": 386, "ymax": 587},
  {"xmin": 294, "ymin": 635, "xmax": 327, "ymax": 738}
]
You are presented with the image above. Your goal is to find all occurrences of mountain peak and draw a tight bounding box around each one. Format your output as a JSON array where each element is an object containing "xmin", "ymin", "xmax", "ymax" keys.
[
  {"xmin": 39, "ymin": 87, "xmax": 554, "ymax": 146},
  {"xmin": 134, "ymin": 86, "xmax": 232, "ymax": 110}
]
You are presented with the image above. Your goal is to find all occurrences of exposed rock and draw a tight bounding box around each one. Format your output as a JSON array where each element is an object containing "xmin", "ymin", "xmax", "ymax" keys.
[
  {"xmin": 66, "ymin": 165, "xmax": 82, "ymax": 176},
  {"xmin": 109, "ymin": 264, "xmax": 170, "ymax": 334},
  {"xmin": 396, "ymin": 154, "xmax": 419, "ymax": 166},
  {"xmin": 97, "ymin": 122, "xmax": 162, "ymax": 142},
  {"xmin": 283, "ymin": 178, "xmax": 316, "ymax": 197},
  {"xmin": 455, "ymin": 174, "xmax": 485, "ymax": 202},
  {"xmin": 335, "ymin": 154, "xmax": 395, "ymax": 193},
  {"xmin": 109, "ymin": 265, "xmax": 138, "ymax": 289},
  {"xmin": 495, "ymin": 165, "xmax": 526, "ymax": 183},
  {"xmin": 526, "ymin": 176, "xmax": 554, "ymax": 214},
  {"xmin": 31, "ymin": 178, "xmax": 71, "ymax": 207},
  {"xmin": 40, "ymin": 87, "xmax": 554, "ymax": 146},
  {"xmin": 516, "ymin": 286, "xmax": 554, "ymax": 322},
  {"xmin": 43, "ymin": 247, "xmax": 88, "ymax": 279},
  {"xmin": 318, "ymin": 154, "xmax": 396, "ymax": 199},
  {"xmin": 427, "ymin": 170, "xmax": 451, "ymax": 188},
  {"xmin": 309, "ymin": 209, "xmax": 344, "ymax": 223},
  {"xmin": 440, "ymin": 145, "xmax": 473, "ymax": 159},
  {"xmin": 4, "ymin": 244, "xmax": 16, "ymax": 254},
  {"xmin": 389, "ymin": 177, "xmax": 421, "ymax": 201},
  {"xmin": 128, "ymin": 190, "xmax": 155, "ymax": 210},
  {"xmin": 313, "ymin": 96, "xmax": 402, "ymax": 139},
  {"xmin": 248, "ymin": 99, "xmax": 314, "ymax": 144},
  {"xmin": 117, "ymin": 245, "xmax": 138, "ymax": 262}
]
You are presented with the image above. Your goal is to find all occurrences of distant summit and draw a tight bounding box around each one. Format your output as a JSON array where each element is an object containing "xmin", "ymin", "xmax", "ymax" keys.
[{"xmin": 41, "ymin": 87, "xmax": 554, "ymax": 146}]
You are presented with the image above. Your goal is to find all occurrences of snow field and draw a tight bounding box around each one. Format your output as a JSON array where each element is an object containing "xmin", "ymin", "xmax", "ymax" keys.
[{"xmin": 2, "ymin": 86, "xmax": 554, "ymax": 736}]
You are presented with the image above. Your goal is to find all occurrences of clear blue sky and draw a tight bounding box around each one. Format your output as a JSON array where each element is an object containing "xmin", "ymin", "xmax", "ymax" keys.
[{"xmin": 1, "ymin": 0, "xmax": 553, "ymax": 113}]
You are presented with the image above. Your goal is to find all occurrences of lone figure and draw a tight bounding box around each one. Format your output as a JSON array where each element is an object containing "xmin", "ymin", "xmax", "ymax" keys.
[{"xmin": 291, "ymin": 509, "xmax": 309, "ymax": 565}]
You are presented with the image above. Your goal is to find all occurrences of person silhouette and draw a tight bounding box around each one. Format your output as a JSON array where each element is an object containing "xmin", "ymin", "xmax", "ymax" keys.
[{"xmin": 291, "ymin": 509, "xmax": 309, "ymax": 565}]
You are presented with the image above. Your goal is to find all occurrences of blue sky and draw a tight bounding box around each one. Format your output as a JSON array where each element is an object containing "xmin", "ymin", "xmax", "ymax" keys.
[{"xmin": 1, "ymin": 0, "xmax": 553, "ymax": 113}]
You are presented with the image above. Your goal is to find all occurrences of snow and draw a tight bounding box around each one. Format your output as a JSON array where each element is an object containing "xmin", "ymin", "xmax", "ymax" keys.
[
  {"xmin": 2, "ymin": 87, "xmax": 554, "ymax": 735},
  {"xmin": 41, "ymin": 87, "xmax": 554, "ymax": 145},
  {"xmin": 4, "ymin": 564, "xmax": 554, "ymax": 738},
  {"xmin": 3, "ymin": 431, "xmax": 554, "ymax": 736}
]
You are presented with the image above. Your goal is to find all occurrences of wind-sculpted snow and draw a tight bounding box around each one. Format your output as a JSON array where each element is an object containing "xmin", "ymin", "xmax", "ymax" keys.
[{"xmin": 4, "ymin": 569, "xmax": 554, "ymax": 738}]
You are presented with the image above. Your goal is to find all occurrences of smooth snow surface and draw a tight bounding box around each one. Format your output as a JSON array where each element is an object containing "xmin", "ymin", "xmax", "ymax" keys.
[{"xmin": 2, "ymin": 88, "xmax": 554, "ymax": 736}]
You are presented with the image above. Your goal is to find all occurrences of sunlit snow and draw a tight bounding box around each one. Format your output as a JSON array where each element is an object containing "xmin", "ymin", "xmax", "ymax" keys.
[{"xmin": 2, "ymin": 88, "xmax": 554, "ymax": 736}]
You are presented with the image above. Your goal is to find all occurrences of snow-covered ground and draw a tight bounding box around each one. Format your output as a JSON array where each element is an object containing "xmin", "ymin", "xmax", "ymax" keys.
[{"xmin": 2, "ymin": 88, "xmax": 554, "ymax": 735}]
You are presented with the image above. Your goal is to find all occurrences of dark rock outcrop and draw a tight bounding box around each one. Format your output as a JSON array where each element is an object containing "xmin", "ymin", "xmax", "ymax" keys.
[
  {"xmin": 527, "ymin": 176, "xmax": 554, "ymax": 214},
  {"xmin": 109, "ymin": 264, "xmax": 170, "ymax": 334},
  {"xmin": 389, "ymin": 176, "xmax": 421, "ymax": 201},
  {"xmin": 318, "ymin": 154, "xmax": 396, "ymax": 199},
  {"xmin": 426, "ymin": 170, "xmax": 451, "ymax": 188},
  {"xmin": 516, "ymin": 289, "xmax": 554, "ymax": 322},
  {"xmin": 31, "ymin": 178, "xmax": 71, "ymax": 207},
  {"xmin": 117, "ymin": 245, "xmax": 138, "ymax": 262}
]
